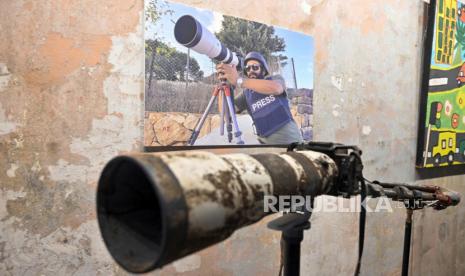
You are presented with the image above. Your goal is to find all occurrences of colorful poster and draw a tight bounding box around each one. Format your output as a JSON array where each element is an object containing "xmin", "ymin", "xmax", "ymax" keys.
[
  {"xmin": 144, "ymin": 0, "xmax": 314, "ymax": 147},
  {"xmin": 418, "ymin": 0, "xmax": 465, "ymax": 167}
]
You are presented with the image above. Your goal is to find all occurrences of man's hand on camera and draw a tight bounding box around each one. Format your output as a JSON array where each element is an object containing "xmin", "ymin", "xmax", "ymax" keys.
[{"xmin": 216, "ymin": 63, "xmax": 239, "ymax": 86}]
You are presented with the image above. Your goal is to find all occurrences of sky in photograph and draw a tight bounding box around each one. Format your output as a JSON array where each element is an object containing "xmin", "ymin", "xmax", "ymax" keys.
[{"xmin": 146, "ymin": 0, "xmax": 314, "ymax": 89}]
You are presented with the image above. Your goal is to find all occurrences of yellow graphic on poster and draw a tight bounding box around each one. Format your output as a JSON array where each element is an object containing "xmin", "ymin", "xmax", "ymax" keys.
[
  {"xmin": 435, "ymin": 0, "xmax": 457, "ymax": 64},
  {"xmin": 419, "ymin": 0, "xmax": 465, "ymax": 167}
]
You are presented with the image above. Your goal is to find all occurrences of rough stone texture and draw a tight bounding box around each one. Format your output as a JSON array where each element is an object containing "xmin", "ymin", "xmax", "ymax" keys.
[
  {"xmin": 297, "ymin": 104, "xmax": 313, "ymax": 114},
  {"xmin": 184, "ymin": 113, "xmax": 200, "ymax": 130},
  {"xmin": 289, "ymin": 88, "xmax": 314, "ymax": 137},
  {"xmin": 145, "ymin": 112, "xmax": 219, "ymax": 146},
  {"xmin": 153, "ymin": 116, "xmax": 191, "ymax": 145},
  {"xmin": 297, "ymin": 95, "xmax": 313, "ymax": 105},
  {"xmin": 1, "ymin": 1, "xmax": 465, "ymax": 276},
  {"xmin": 144, "ymin": 110, "xmax": 307, "ymax": 146}
]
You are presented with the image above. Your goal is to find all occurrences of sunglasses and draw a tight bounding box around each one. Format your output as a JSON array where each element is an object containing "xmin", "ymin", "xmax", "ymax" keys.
[{"xmin": 245, "ymin": 64, "xmax": 261, "ymax": 72}]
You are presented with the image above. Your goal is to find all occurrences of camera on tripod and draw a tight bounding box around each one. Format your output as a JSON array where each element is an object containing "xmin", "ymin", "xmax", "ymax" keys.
[{"xmin": 174, "ymin": 15, "xmax": 246, "ymax": 145}]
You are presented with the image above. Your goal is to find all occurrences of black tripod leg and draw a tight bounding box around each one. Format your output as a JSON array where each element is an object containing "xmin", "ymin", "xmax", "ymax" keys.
[
  {"xmin": 188, "ymin": 91, "xmax": 217, "ymax": 145},
  {"xmin": 402, "ymin": 209, "xmax": 413, "ymax": 276},
  {"xmin": 269, "ymin": 210, "xmax": 312, "ymax": 276},
  {"xmin": 220, "ymin": 90, "xmax": 232, "ymax": 142},
  {"xmin": 225, "ymin": 105, "xmax": 233, "ymax": 143},
  {"xmin": 224, "ymin": 91, "xmax": 244, "ymax": 144},
  {"xmin": 282, "ymin": 229, "xmax": 304, "ymax": 276}
]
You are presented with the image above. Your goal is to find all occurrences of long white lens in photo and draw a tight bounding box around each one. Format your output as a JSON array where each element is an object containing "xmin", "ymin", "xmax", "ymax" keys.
[{"xmin": 174, "ymin": 15, "xmax": 239, "ymax": 66}]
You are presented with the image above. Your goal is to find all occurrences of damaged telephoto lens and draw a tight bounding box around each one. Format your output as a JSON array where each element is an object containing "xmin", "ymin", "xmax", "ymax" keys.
[{"xmin": 96, "ymin": 150, "xmax": 338, "ymax": 273}]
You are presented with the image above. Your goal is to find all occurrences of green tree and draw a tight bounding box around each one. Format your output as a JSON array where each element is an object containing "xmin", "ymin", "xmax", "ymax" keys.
[
  {"xmin": 146, "ymin": 39, "xmax": 204, "ymax": 81},
  {"xmin": 215, "ymin": 16, "xmax": 287, "ymax": 64},
  {"xmin": 145, "ymin": 0, "xmax": 173, "ymax": 28},
  {"xmin": 145, "ymin": 0, "xmax": 174, "ymax": 88}
]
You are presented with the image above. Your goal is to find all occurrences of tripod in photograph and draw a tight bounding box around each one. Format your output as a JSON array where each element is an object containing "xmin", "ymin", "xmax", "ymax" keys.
[{"xmin": 188, "ymin": 81, "xmax": 244, "ymax": 145}]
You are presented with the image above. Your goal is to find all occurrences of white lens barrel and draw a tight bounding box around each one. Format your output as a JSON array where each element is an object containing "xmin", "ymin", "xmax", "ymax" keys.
[{"xmin": 174, "ymin": 15, "xmax": 238, "ymax": 66}]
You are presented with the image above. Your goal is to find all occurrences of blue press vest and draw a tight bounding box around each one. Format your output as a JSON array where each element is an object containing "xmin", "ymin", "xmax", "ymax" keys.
[{"xmin": 244, "ymin": 86, "xmax": 293, "ymax": 137}]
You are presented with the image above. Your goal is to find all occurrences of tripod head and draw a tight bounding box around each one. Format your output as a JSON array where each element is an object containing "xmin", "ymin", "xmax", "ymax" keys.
[{"xmin": 215, "ymin": 58, "xmax": 245, "ymax": 87}]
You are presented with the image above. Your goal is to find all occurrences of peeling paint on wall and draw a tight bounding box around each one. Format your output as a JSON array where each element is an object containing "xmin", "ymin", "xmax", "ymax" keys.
[
  {"xmin": 0, "ymin": 1, "xmax": 464, "ymax": 276},
  {"xmin": 332, "ymin": 104, "xmax": 341, "ymax": 117},
  {"xmin": 0, "ymin": 63, "xmax": 11, "ymax": 90},
  {"xmin": 0, "ymin": 107, "xmax": 18, "ymax": 135},
  {"xmin": 362, "ymin": 125, "xmax": 372, "ymax": 136},
  {"xmin": 47, "ymin": 159, "xmax": 90, "ymax": 183},
  {"xmin": 0, "ymin": 63, "xmax": 18, "ymax": 135},
  {"xmin": 25, "ymin": 32, "xmax": 112, "ymax": 86},
  {"xmin": 6, "ymin": 163, "xmax": 19, "ymax": 178},
  {"xmin": 0, "ymin": 0, "xmax": 144, "ymax": 275},
  {"xmin": 331, "ymin": 75, "xmax": 344, "ymax": 91},
  {"xmin": 300, "ymin": 0, "xmax": 312, "ymax": 15},
  {"xmin": 46, "ymin": 12, "xmax": 144, "ymax": 184}
]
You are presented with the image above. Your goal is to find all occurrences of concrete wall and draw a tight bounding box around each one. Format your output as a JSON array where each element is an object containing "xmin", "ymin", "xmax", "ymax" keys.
[{"xmin": 0, "ymin": 0, "xmax": 464, "ymax": 275}]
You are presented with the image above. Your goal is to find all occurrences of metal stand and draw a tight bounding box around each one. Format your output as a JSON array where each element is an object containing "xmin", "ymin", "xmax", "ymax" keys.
[
  {"xmin": 402, "ymin": 208, "xmax": 413, "ymax": 276},
  {"xmin": 268, "ymin": 208, "xmax": 312, "ymax": 276},
  {"xmin": 364, "ymin": 181, "xmax": 460, "ymax": 276},
  {"xmin": 188, "ymin": 82, "xmax": 244, "ymax": 145},
  {"xmin": 401, "ymin": 200, "xmax": 422, "ymax": 276}
]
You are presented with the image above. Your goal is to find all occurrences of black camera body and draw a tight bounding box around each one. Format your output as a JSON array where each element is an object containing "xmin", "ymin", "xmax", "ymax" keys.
[{"xmin": 289, "ymin": 142, "xmax": 363, "ymax": 198}]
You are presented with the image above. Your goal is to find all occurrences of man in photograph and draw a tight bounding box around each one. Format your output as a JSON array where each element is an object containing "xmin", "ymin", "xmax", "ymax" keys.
[{"xmin": 217, "ymin": 51, "xmax": 303, "ymax": 144}]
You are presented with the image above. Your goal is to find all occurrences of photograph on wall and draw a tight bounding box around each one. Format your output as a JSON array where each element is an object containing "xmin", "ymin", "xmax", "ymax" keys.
[
  {"xmin": 144, "ymin": 0, "xmax": 314, "ymax": 147},
  {"xmin": 418, "ymin": 0, "xmax": 465, "ymax": 167}
]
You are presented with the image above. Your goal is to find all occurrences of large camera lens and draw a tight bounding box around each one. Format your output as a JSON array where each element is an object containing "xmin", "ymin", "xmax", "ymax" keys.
[{"xmin": 174, "ymin": 15, "xmax": 239, "ymax": 66}]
